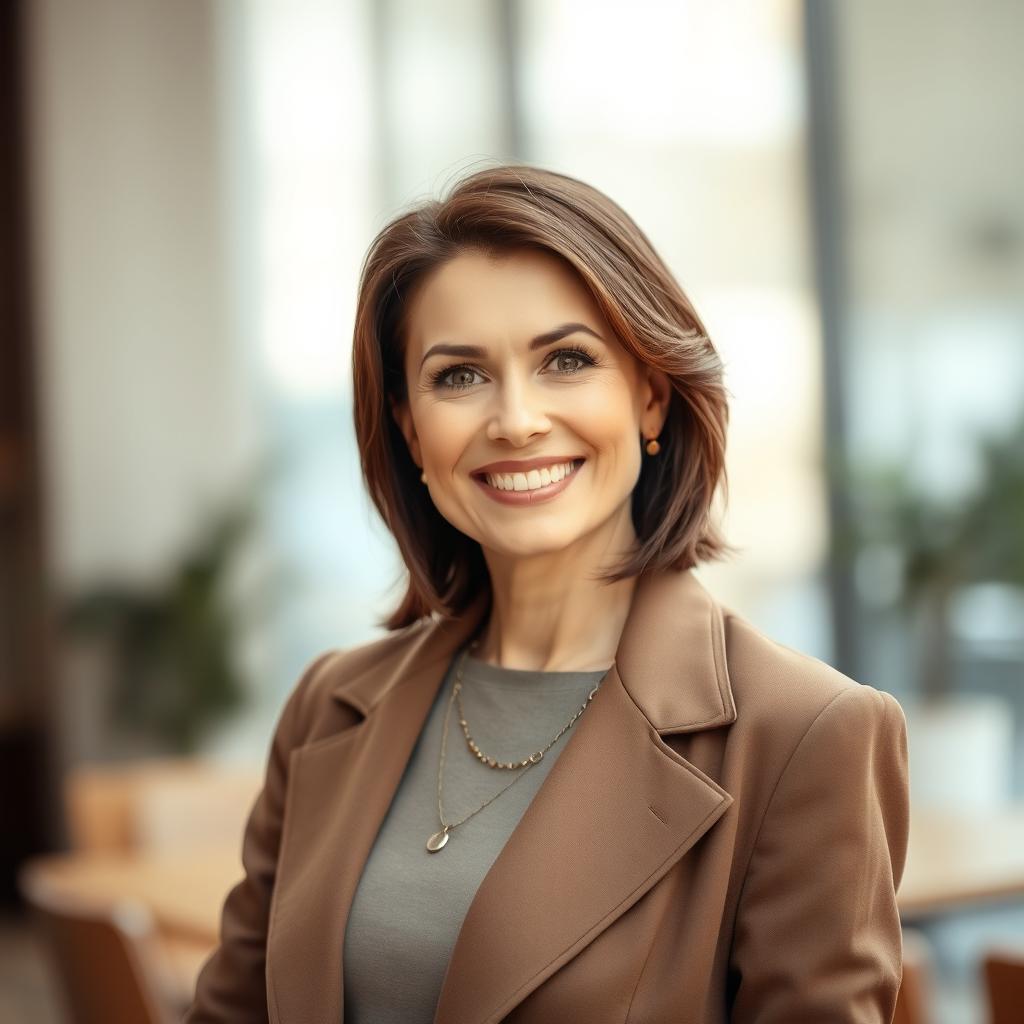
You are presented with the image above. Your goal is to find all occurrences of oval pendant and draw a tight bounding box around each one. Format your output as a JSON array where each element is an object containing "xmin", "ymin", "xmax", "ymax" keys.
[{"xmin": 426, "ymin": 828, "xmax": 449, "ymax": 852}]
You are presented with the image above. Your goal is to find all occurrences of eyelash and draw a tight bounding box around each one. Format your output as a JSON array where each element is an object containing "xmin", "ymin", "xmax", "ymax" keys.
[{"xmin": 427, "ymin": 345, "xmax": 600, "ymax": 392}]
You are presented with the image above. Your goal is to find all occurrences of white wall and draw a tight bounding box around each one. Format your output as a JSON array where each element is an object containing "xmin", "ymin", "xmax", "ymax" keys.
[
  {"xmin": 26, "ymin": 0, "xmax": 261, "ymax": 589},
  {"xmin": 26, "ymin": 0, "xmax": 265, "ymax": 762}
]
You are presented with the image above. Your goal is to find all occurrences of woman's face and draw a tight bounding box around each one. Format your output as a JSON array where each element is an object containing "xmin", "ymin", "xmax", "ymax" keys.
[{"xmin": 391, "ymin": 247, "xmax": 671, "ymax": 566}]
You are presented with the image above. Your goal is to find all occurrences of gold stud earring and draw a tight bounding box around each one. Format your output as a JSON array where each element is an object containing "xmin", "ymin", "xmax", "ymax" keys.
[{"xmin": 645, "ymin": 436, "xmax": 661, "ymax": 456}]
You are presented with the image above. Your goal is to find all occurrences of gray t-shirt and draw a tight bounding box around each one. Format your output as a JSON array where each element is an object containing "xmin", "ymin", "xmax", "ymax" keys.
[{"xmin": 342, "ymin": 649, "xmax": 610, "ymax": 1023}]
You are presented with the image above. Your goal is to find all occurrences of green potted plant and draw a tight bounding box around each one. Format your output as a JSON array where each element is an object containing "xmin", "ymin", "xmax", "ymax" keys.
[
  {"xmin": 59, "ymin": 458, "xmax": 292, "ymax": 755},
  {"xmin": 833, "ymin": 411, "xmax": 1024, "ymax": 808}
]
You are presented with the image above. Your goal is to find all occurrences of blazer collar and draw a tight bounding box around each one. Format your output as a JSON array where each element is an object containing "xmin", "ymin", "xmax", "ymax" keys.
[
  {"xmin": 268, "ymin": 566, "xmax": 736, "ymax": 1024},
  {"xmin": 328, "ymin": 564, "xmax": 736, "ymax": 734}
]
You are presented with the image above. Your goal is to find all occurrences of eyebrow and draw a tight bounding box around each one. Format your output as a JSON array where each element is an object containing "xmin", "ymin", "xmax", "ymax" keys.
[{"xmin": 418, "ymin": 322, "xmax": 604, "ymax": 372}]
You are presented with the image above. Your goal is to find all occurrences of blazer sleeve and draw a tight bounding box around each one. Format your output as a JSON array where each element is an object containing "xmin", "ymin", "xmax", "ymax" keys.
[
  {"xmin": 182, "ymin": 650, "xmax": 335, "ymax": 1023},
  {"xmin": 728, "ymin": 685, "xmax": 910, "ymax": 1023}
]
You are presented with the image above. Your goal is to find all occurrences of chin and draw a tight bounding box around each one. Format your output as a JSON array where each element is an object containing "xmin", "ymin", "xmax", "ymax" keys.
[{"xmin": 481, "ymin": 526, "xmax": 586, "ymax": 560}]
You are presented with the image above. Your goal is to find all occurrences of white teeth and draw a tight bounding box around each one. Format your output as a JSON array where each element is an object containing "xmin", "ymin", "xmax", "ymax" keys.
[{"xmin": 484, "ymin": 460, "xmax": 578, "ymax": 492}]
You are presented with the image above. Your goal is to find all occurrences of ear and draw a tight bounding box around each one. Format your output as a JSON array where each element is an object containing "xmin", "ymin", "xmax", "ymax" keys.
[
  {"xmin": 390, "ymin": 396, "xmax": 422, "ymax": 469},
  {"xmin": 641, "ymin": 366, "xmax": 673, "ymax": 436}
]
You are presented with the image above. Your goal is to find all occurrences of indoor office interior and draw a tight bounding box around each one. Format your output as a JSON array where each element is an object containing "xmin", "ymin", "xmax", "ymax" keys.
[{"xmin": 1, "ymin": 1, "xmax": 1022, "ymax": 1022}]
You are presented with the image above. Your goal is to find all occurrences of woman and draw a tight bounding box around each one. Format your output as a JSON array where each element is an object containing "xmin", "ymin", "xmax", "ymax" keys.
[{"xmin": 185, "ymin": 164, "xmax": 909, "ymax": 1023}]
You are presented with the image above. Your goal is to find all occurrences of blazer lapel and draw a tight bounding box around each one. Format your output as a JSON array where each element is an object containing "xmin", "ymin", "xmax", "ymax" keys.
[
  {"xmin": 433, "ymin": 567, "xmax": 736, "ymax": 1024},
  {"xmin": 267, "ymin": 606, "xmax": 488, "ymax": 1024},
  {"xmin": 266, "ymin": 567, "xmax": 735, "ymax": 1024}
]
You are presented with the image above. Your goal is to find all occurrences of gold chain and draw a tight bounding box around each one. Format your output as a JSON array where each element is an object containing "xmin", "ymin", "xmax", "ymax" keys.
[
  {"xmin": 455, "ymin": 648, "xmax": 598, "ymax": 769},
  {"xmin": 431, "ymin": 639, "xmax": 601, "ymax": 845}
]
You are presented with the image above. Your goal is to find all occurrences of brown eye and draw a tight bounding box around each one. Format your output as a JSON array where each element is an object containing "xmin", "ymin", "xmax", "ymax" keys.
[
  {"xmin": 548, "ymin": 346, "xmax": 597, "ymax": 375},
  {"xmin": 431, "ymin": 365, "xmax": 483, "ymax": 391},
  {"xmin": 553, "ymin": 353, "xmax": 585, "ymax": 373}
]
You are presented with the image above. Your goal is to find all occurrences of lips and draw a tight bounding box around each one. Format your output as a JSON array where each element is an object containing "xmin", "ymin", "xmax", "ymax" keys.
[
  {"xmin": 471, "ymin": 457, "xmax": 584, "ymax": 505},
  {"xmin": 471, "ymin": 455, "xmax": 586, "ymax": 477}
]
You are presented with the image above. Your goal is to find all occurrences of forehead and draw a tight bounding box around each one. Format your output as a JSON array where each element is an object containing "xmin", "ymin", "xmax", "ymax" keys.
[{"xmin": 403, "ymin": 248, "xmax": 605, "ymax": 349}]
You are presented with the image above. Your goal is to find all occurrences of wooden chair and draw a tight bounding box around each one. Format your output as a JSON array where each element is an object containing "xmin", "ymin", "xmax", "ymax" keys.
[
  {"xmin": 982, "ymin": 945, "xmax": 1024, "ymax": 1024},
  {"xmin": 893, "ymin": 928, "xmax": 934, "ymax": 1024},
  {"xmin": 63, "ymin": 756, "xmax": 261, "ymax": 854},
  {"xmin": 18, "ymin": 859, "xmax": 181, "ymax": 1024}
]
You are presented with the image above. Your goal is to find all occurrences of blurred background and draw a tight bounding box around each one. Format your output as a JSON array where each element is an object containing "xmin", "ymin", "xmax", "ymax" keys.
[{"xmin": 1, "ymin": 0, "xmax": 1022, "ymax": 1021}]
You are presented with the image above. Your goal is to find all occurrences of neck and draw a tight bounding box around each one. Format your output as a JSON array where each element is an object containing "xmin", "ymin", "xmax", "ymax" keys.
[{"xmin": 472, "ymin": 508, "xmax": 639, "ymax": 672}]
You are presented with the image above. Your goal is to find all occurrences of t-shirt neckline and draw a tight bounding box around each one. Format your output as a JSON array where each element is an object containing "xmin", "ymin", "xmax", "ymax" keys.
[{"xmin": 460, "ymin": 652, "xmax": 612, "ymax": 692}]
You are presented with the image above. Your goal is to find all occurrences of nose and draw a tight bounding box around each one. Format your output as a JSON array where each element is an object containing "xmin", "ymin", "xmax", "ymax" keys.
[{"xmin": 485, "ymin": 375, "xmax": 552, "ymax": 446}]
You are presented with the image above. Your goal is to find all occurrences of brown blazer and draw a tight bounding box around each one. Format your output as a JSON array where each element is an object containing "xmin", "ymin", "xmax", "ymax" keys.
[{"xmin": 184, "ymin": 566, "xmax": 910, "ymax": 1023}]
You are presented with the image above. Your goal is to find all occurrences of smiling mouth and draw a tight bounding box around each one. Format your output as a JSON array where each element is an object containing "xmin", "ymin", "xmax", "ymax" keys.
[{"xmin": 474, "ymin": 458, "xmax": 585, "ymax": 493}]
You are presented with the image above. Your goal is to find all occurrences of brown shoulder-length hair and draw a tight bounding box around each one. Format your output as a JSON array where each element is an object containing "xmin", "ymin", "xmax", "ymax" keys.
[{"xmin": 352, "ymin": 162, "xmax": 737, "ymax": 631}]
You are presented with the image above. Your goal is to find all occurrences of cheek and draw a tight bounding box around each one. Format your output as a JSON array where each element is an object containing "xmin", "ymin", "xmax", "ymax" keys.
[
  {"xmin": 415, "ymin": 402, "xmax": 475, "ymax": 464},
  {"xmin": 571, "ymin": 386, "xmax": 639, "ymax": 446},
  {"xmin": 568, "ymin": 388, "xmax": 644, "ymax": 489}
]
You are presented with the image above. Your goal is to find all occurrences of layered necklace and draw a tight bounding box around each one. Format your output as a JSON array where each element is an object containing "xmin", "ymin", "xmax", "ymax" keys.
[{"xmin": 426, "ymin": 638, "xmax": 602, "ymax": 853}]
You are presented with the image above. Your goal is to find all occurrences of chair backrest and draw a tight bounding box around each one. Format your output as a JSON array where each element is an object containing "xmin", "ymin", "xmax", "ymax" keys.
[
  {"xmin": 982, "ymin": 947, "xmax": 1024, "ymax": 1024},
  {"xmin": 893, "ymin": 928, "xmax": 933, "ymax": 1024},
  {"xmin": 19, "ymin": 861, "xmax": 177, "ymax": 1024},
  {"xmin": 64, "ymin": 756, "xmax": 261, "ymax": 854}
]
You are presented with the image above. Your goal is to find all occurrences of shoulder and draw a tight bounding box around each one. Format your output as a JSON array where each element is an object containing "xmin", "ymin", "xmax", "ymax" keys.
[
  {"xmin": 719, "ymin": 603, "xmax": 904, "ymax": 754},
  {"xmin": 715, "ymin": 603, "xmax": 909, "ymax": 870},
  {"xmin": 273, "ymin": 617, "xmax": 436, "ymax": 739}
]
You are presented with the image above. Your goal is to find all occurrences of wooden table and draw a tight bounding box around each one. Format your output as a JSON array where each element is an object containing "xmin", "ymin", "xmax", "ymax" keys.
[
  {"xmin": 27, "ymin": 844, "xmax": 241, "ymax": 940},
  {"xmin": 25, "ymin": 803, "xmax": 1024, "ymax": 997},
  {"xmin": 24, "ymin": 844, "xmax": 243, "ymax": 1003},
  {"xmin": 899, "ymin": 805, "xmax": 1024, "ymax": 920}
]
